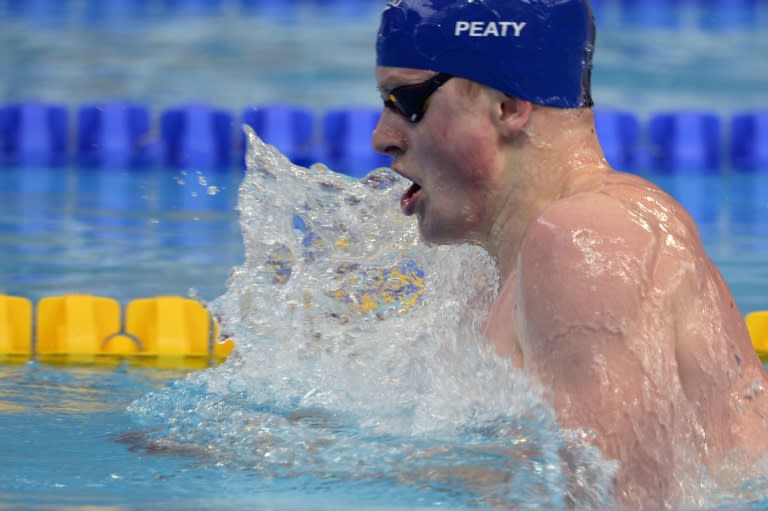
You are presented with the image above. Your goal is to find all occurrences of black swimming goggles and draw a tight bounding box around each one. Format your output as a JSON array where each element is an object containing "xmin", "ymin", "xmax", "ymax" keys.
[{"xmin": 383, "ymin": 73, "xmax": 454, "ymax": 123}]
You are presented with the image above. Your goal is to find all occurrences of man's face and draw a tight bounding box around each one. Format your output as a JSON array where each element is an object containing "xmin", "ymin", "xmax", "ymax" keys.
[{"xmin": 372, "ymin": 66, "xmax": 503, "ymax": 245}]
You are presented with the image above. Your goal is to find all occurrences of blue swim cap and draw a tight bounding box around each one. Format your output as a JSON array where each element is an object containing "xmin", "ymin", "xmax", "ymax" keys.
[{"xmin": 376, "ymin": 0, "xmax": 595, "ymax": 108}]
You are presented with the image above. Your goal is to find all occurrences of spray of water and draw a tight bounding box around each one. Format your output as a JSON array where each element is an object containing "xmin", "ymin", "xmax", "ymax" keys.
[{"xmin": 128, "ymin": 126, "xmax": 624, "ymax": 508}]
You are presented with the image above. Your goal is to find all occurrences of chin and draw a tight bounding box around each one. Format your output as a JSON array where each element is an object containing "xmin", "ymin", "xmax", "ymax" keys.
[
  {"xmin": 417, "ymin": 211, "xmax": 482, "ymax": 246},
  {"xmin": 418, "ymin": 224, "xmax": 471, "ymax": 246}
]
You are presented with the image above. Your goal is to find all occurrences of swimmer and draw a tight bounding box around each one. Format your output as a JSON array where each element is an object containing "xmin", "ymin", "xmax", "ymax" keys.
[{"xmin": 372, "ymin": 0, "xmax": 768, "ymax": 507}]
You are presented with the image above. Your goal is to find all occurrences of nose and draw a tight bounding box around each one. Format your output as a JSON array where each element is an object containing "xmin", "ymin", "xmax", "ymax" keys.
[{"xmin": 371, "ymin": 108, "xmax": 406, "ymax": 158}]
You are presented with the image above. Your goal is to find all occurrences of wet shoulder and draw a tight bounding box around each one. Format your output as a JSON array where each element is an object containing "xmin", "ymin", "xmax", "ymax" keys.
[
  {"xmin": 552, "ymin": 170, "xmax": 701, "ymax": 247},
  {"xmin": 521, "ymin": 170, "xmax": 703, "ymax": 287},
  {"xmin": 598, "ymin": 171, "xmax": 701, "ymax": 243}
]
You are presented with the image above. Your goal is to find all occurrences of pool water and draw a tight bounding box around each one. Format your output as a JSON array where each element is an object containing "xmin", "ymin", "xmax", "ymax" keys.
[
  {"xmin": 2, "ymin": 1, "xmax": 768, "ymax": 510},
  {"xmin": 0, "ymin": 165, "xmax": 244, "ymax": 304},
  {"xmin": 0, "ymin": 367, "xmax": 476, "ymax": 511}
]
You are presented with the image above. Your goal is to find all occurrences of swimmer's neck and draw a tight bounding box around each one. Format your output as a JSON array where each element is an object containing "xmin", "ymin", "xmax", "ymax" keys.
[{"xmin": 482, "ymin": 109, "xmax": 609, "ymax": 281}]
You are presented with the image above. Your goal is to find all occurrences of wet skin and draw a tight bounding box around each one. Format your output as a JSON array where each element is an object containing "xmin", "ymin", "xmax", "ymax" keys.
[{"xmin": 373, "ymin": 66, "xmax": 768, "ymax": 509}]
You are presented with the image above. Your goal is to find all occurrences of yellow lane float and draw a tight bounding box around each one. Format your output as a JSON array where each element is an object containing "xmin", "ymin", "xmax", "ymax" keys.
[
  {"xmin": 0, "ymin": 294, "xmax": 33, "ymax": 362},
  {"xmin": 747, "ymin": 310, "xmax": 768, "ymax": 362},
  {"xmin": 0, "ymin": 294, "xmax": 234, "ymax": 368},
  {"xmin": 2, "ymin": 292, "xmax": 767, "ymax": 368}
]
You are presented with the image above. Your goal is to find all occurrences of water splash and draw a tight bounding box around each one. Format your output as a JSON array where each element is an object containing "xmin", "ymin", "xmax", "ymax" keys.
[{"xmin": 129, "ymin": 127, "xmax": 617, "ymax": 509}]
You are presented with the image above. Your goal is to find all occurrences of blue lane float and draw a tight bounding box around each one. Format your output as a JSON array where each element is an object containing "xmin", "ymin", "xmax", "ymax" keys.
[
  {"xmin": 81, "ymin": 0, "xmax": 152, "ymax": 22},
  {"xmin": 2, "ymin": 101, "xmax": 768, "ymax": 175},
  {"xmin": 3, "ymin": 0, "xmax": 768, "ymax": 30},
  {"xmin": 0, "ymin": 102, "xmax": 68, "ymax": 167},
  {"xmin": 321, "ymin": 107, "xmax": 392, "ymax": 178},
  {"xmin": 161, "ymin": 103, "xmax": 233, "ymax": 170},
  {"xmin": 732, "ymin": 110, "xmax": 768, "ymax": 172},
  {"xmin": 594, "ymin": 108, "xmax": 640, "ymax": 172},
  {"xmin": 620, "ymin": 0, "xmax": 683, "ymax": 29},
  {"xmin": 4, "ymin": 0, "xmax": 70, "ymax": 21},
  {"xmin": 699, "ymin": 0, "xmax": 760, "ymax": 30},
  {"xmin": 242, "ymin": 104, "xmax": 316, "ymax": 168},
  {"xmin": 162, "ymin": 0, "xmax": 224, "ymax": 16},
  {"xmin": 648, "ymin": 110, "xmax": 722, "ymax": 173},
  {"xmin": 77, "ymin": 102, "xmax": 153, "ymax": 168}
]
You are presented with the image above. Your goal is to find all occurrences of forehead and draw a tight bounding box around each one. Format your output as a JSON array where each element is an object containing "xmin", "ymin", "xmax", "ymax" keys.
[{"xmin": 376, "ymin": 66, "xmax": 435, "ymax": 92}]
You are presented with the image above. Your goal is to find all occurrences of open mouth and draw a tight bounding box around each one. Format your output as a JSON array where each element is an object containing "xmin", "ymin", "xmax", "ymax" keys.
[{"xmin": 400, "ymin": 181, "xmax": 422, "ymax": 216}]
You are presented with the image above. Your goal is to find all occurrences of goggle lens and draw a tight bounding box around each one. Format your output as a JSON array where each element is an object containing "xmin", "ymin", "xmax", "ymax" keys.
[{"xmin": 383, "ymin": 73, "xmax": 453, "ymax": 123}]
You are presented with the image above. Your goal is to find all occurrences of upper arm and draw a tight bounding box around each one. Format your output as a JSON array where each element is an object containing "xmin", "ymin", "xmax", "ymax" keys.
[
  {"xmin": 516, "ymin": 192, "xmax": 666, "ymax": 434},
  {"xmin": 519, "ymin": 192, "xmax": 656, "ymax": 350}
]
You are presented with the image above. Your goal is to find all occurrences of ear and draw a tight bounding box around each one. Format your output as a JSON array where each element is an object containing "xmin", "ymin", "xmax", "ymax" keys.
[{"xmin": 497, "ymin": 95, "xmax": 533, "ymax": 139}]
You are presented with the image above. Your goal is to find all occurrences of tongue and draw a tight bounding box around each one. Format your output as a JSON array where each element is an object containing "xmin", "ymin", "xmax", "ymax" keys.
[
  {"xmin": 400, "ymin": 183, "xmax": 421, "ymax": 216},
  {"xmin": 406, "ymin": 183, "xmax": 421, "ymax": 197}
]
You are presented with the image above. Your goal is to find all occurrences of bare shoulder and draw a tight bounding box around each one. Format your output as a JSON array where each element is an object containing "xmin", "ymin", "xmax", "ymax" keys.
[
  {"xmin": 519, "ymin": 173, "xmax": 702, "ymax": 300},
  {"xmin": 519, "ymin": 185, "xmax": 667, "ymax": 293},
  {"xmin": 518, "ymin": 191, "xmax": 653, "ymax": 333},
  {"xmin": 514, "ymin": 178, "xmax": 701, "ymax": 365}
]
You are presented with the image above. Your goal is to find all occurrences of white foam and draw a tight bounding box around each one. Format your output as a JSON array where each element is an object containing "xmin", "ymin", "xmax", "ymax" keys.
[{"xmin": 128, "ymin": 128, "xmax": 626, "ymax": 508}]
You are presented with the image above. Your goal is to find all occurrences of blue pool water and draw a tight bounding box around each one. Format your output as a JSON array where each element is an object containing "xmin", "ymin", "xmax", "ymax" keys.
[
  {"xmin": 0, "ymin": 165, "xmax": 244, "ymax": 303},
  {"xmin": 2, "ymin": 1, "xmax": 768, "ymax": 510}
]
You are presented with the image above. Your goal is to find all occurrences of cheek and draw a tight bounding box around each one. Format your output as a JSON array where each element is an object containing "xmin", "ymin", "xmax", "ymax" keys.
[{"xmin": 427, "ymin": 121, "xmax": 498, "ymax": 182}]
